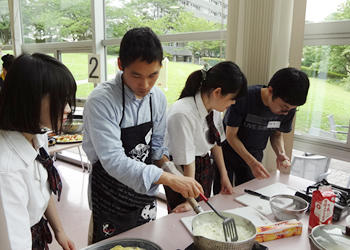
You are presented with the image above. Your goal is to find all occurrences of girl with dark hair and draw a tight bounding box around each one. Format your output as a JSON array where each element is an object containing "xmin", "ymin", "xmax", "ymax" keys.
[
  {"xmin": 0, "ymin": 53, "xmax": 76, "ymax": 250},
  {"xmin": 0, "ymin": 54, "xmax": 15, "ymax": 89},
  {"xmin": 164, "ymin": 61, "xmax": 248, "ymax": 213}
]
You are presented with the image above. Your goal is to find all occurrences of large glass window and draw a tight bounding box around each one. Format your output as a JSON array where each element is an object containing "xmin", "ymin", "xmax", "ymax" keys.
[
  {"xmin": 295, "ymin": 44, "xmax": 350, "ymax": 142},
  {"xmin": 0, "ymin": 0, "xmax": 11, "ymax": 46},
  {"xmin": 293, "ymin": 0, "xmax": 350, "ymax": 162},
  {"xmin": 60, "ymin": 53, "xmax": 94, "ymax": 99},
  {"xmin": 306, "ymin": 0, "xmax": 350, "ymax": 23},
  {"xmin": 21, "ymin": 0, "xmax": 92, "ymax": 44},
  {"xmin": 105, "ymin": 0, "xmax": 227, "ymax": 39}
]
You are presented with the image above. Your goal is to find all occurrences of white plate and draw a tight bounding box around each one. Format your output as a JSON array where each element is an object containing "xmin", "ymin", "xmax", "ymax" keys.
[
  {"xmin": 54, "ymin": 134, "xmax": 83, "ymax": 144},
  {"xmin": 180, "ymin": 206, "xmax": 272, "ymax": 234}
]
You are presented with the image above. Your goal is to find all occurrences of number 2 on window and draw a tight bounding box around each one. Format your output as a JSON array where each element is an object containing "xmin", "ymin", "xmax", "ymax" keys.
[
  {"xmin": 88, "ymin": 54, "xmax": 100, "ymax": 83},
  {"xmin": 89, "ymin": 57, "xmax": 98, "ymax": 79}
]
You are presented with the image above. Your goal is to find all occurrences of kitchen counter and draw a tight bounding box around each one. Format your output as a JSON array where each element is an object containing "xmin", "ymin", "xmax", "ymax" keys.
[{"xmin": 99, "ymin": 171, "xmax": 348, "ymax": 249}]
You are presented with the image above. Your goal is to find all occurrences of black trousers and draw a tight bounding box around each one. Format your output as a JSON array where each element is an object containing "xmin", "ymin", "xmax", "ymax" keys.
[{"xmin": 213, "ymin": 142, "xmax": 257, "ymax": 195}]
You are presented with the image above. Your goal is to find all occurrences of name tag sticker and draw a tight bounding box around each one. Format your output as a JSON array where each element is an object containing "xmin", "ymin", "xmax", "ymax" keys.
[{"xmin": 267, "ymin": 121, "xmax": 281, "ymax": 128}]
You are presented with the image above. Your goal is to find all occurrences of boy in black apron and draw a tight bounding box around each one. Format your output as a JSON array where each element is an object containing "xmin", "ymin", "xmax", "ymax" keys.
[{"xmin": 82, "ymin": 27, "xmax": 203, "ymax": 244}]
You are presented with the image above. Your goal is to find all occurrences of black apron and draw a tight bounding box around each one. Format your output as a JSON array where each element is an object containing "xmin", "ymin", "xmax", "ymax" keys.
[{"xmin": 91, "ymin": 84, "xmax": 156, "ymax": 243}]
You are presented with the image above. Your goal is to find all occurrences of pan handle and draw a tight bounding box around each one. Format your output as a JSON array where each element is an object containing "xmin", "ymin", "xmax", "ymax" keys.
[{"xmin": 187, "ymin": 197, "xmax": 203, "ymax": 214}]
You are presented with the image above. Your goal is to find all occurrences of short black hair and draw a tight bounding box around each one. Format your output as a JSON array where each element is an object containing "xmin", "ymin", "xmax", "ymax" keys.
[
  {"xmin": 268, "ymin": 67, "xmax": 309, "ymax": 106},
  {"xmin": 1, "ymin": 54, "xmax": 15, "ymax": 70},
  {"xmin": 119, "ymin": 27, "xmax": 163, "ymax": 69},
  {"xmin": 0, "ymin": 53, "xmax": 76, "ymax": 134}
]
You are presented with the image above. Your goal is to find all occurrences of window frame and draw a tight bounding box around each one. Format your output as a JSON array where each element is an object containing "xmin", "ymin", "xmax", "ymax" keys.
[{"xmin": 293, "ymin": 20, "xmax": 350, "ymax": 162}]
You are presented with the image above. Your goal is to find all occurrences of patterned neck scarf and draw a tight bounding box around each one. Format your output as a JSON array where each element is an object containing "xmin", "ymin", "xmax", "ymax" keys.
[
  {"xmin": 35, "ymin": 147, "xmax": 62, "ymax": 201},
  {"xmin": 206, "ymin": 111, "xmax": 221, "ymax": 146}
]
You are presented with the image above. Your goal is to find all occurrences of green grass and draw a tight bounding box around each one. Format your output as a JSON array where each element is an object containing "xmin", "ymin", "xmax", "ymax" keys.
[
  {"xmin": 162, "ymin": 62, "xmax": 202, "ymax": 106},
  {"xmin": 60, "ymin": 53, "xmax": 116, "ymax": 98},
  {"xmin": 295, "ymin": 77, "xmax": 350, "ymax": 140}
]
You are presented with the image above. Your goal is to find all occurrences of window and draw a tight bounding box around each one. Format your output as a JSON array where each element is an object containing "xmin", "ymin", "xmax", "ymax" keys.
[
  {"xmin": 21, "ymin": 0, "xmax": 92, "ymax": 44},
  {"xmin": 106, "ymin": 0, "xmax": 227, "ymax": 39},
  {"xmin": 60, "ymin": 53, "xmax": 94, "ymax": 100},
  {"xmin": 295, "ymin": 45, "xmax": 350, "ymax": 142},
  {"xmin": 306, "ymin": 0, "xmax": 350, "ymax": 23},
  {"xmin": 0, "ymin": 0, "xmax": 11, "ymax": 47},
  {"xmin": 293, "ymin": 0, "xmax": 350, "ymax": 161}
]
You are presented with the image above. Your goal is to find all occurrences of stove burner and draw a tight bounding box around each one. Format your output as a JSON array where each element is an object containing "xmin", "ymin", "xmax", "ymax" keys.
[
  {"xmin": 295, "ymin": 178, "xmax": 350, "ymax": 221},
  {"xmin": 305, "ymin": 180, "xmax": 350, "ymax": 207}
]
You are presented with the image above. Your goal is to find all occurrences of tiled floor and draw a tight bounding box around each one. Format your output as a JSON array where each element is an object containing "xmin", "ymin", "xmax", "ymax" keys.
[
  {"xmin": 292, "ymin": 149, "xmax": 350, "ymax": 188},
  {"xmin": 49, "ymin": 160, "xmax": 168, "ymax": 250}
]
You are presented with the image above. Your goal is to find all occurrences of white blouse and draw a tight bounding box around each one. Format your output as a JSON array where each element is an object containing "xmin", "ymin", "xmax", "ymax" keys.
[
  {"xmin": 164, "ymin": 91, "xmax": 226, "ymax": 165},
  {"xmin": 0, "ymin": 130, "xmax": 51, "ymax": 250}
]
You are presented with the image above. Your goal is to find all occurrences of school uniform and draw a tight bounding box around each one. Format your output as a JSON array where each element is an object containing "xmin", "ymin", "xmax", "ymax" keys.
[
  {"xmin": 0, "ymin": 130, "xmax": 51, "ymax": 250},
  {"xmin": 164, "ymin": 91, "xmax": 225, "ymax": 212}
]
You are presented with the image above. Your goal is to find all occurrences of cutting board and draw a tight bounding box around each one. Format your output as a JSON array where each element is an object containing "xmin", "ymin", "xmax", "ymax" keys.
[
  {"xmin": 234, "ymin": 182, "xmax": 298, "ymax": 216},
  {"xmin": 181, "ymin": 206, "xmax": 272, "ymax": 234}
]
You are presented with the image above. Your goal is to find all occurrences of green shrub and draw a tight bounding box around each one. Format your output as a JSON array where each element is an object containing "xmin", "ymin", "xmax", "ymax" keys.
[
  {"xmin": 201, "ymin": 57, "xmax": 225, "ymax": 66},
  {"xmin": 301, "ymin": 65, "xmax": 350, "ymax": 92},
  {"xmin": 164, "ymin": 52, "xmax": 173, "ymax": 61},
  {"xmin": 340, "ymin": 76, "xmax": 350, "ymax": 91},
  {"xmin": 301, "ymin": 66, "xmax": 347, "ymax": 81},
  {"xmin": 107, "ymin": 45, "xmax": 119, "ymax": 56}
]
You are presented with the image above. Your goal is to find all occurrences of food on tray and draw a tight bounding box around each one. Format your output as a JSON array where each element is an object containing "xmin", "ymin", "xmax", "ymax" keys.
[
  {"xmin": 193, "ymin": 220, "xmax": 254, "ymax": 242},
  {"xmin": 110, "ymin": 246, "xmax": 142, "ymax": 250},
  {"xmin": 56, "ymin": 134, "xmax": 83, "ymax": 142}
]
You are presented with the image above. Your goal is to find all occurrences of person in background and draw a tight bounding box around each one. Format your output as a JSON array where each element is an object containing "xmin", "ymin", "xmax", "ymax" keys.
[
  {"xmin": 164, "ymin": 61, "xmax": 248, "ymax": 213},
  {"xmin": 0, "ymin": 54, "xmax": 15, "ymax": 90},
  {"xmin": 213, "ymin": 67, "xmax": 310, "ymax": 193},
  {"xmin": 0, "ymin": 53, "xmax": 76, "ymax": 250},
  {"xmin": 82, "ymin": 27, "xmax": 203, "ymax": 244}
]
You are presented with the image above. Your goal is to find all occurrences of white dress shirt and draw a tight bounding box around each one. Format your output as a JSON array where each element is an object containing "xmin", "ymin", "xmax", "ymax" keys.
[
  {"xmin": 0, "ymin": 130, "xmax": 51, "ymax": 250},
  {"xmin": 164, "ymin": 91, "xmax": 226, "ymax": 165}
]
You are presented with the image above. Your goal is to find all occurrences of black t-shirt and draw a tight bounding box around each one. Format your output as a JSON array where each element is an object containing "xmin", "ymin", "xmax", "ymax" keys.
[{"xmin": 223, "ymin": 85, "xmax": 295, "ymax": 161}]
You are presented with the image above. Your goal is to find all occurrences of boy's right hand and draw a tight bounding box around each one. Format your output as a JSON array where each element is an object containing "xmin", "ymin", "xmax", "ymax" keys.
[
  {"xmin": 250, "ymin": 161, "xmax": 270, "ymax": 180},
  {"xmin": 156, "ymin": 172, "xmax": 203, "ymax": 198}
]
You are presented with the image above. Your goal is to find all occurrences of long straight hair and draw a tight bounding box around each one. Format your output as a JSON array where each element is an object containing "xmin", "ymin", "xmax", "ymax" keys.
[
  {"xmin": 0, "ymin": 53, "xmax": 76, "ymax": 134},
  {"xmin": 179, "ymin": 61, "xmax": 247, "ymax": 100}
]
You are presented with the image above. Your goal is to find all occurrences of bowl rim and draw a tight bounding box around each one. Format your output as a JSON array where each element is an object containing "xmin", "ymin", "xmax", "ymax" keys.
[
  {"xmin": 63, "ymin": 118, "xmax": 83, "ymax": 125},
  {"xmin": 270, "ymin": 194, "xmax": 309, "ymax": 212}
]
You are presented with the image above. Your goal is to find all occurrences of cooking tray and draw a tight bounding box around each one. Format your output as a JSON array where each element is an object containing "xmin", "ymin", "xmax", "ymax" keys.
[{"xmin": 80, "ymin": 238, "xmax": 162, "ymax": 250}]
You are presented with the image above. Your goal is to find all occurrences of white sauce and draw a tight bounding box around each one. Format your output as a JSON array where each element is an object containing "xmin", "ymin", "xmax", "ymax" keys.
[{"xmin": 193, "ymin": 220, "xmax": 254, "ymax": 242}]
